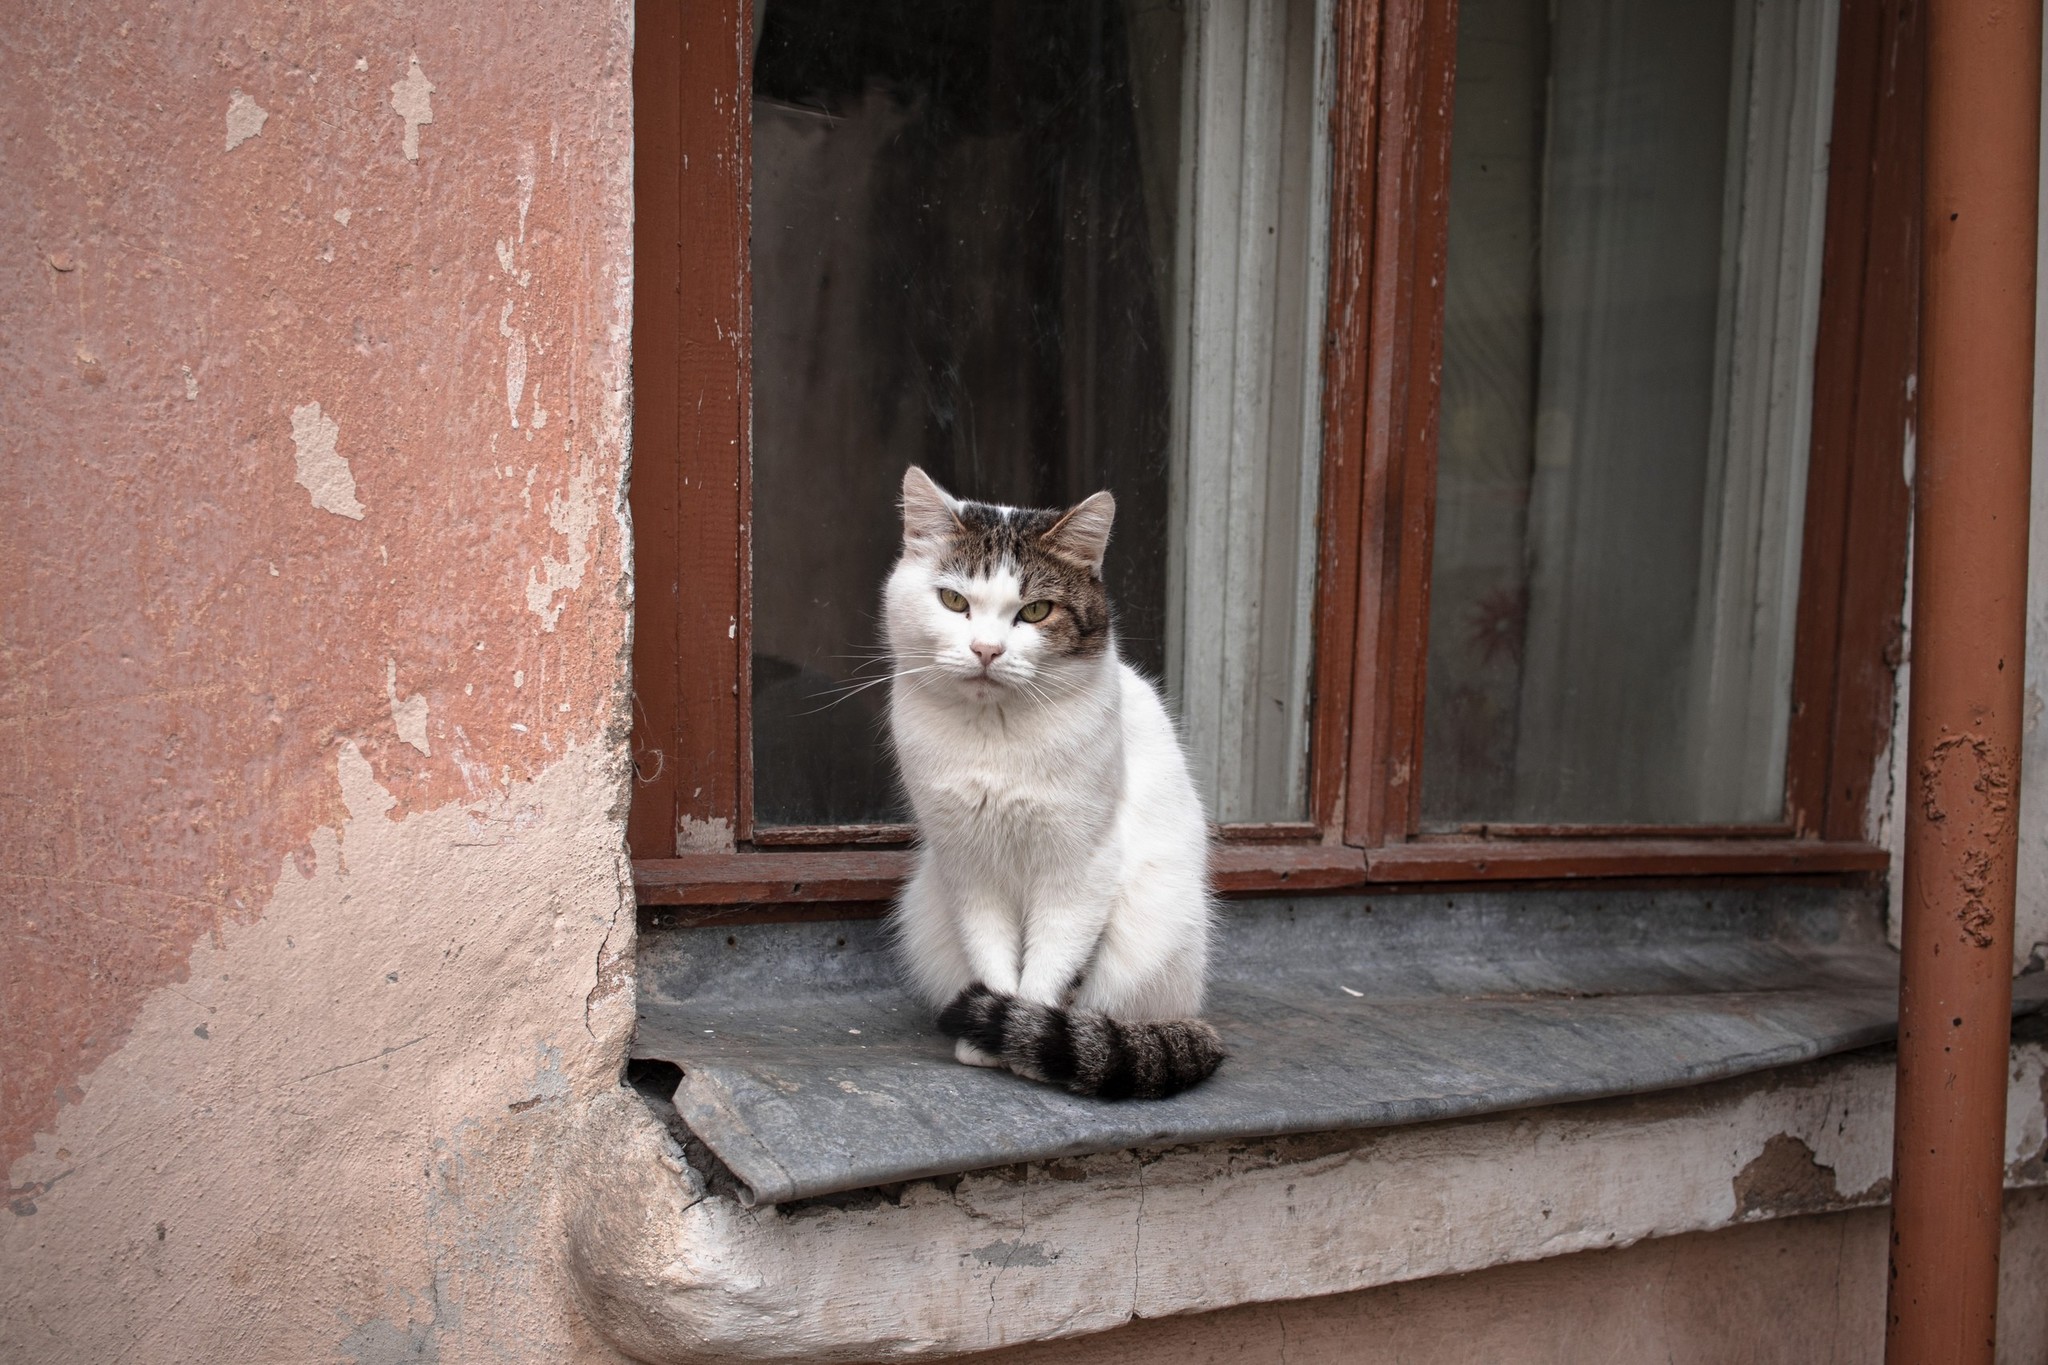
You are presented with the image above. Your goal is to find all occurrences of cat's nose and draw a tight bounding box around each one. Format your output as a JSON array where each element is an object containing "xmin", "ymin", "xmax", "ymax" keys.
[{"xmin": 971, "ymin": 641, "xmax": 1005, "ymax": 668}]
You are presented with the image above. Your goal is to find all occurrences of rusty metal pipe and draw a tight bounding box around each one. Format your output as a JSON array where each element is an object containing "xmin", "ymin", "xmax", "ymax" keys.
[{"xmin": 1885, "ymin": 2, "xmax": 2041, "ymax": 1360}]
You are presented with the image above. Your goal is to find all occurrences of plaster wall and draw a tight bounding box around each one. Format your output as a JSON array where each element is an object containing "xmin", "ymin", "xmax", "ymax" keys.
[
  {"xmin": 0, "ymin": 2, "xmax": 639, "ymax": 1359},
  {"xmin": 977, "ymin": 1189, "xmax": 2048, "ymax": 1365}
]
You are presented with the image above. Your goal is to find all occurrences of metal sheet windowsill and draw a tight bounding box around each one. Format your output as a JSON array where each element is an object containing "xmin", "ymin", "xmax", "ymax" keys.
[{"xmin": 630, "ymin": 885, "xmax": 2048, "ymax": 1208}]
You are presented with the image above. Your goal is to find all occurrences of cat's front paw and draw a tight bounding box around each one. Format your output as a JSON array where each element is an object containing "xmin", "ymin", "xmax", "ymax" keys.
[{"xmin": 954, "ymin": 1037, "xmax": 1006, "ymax": 1069}]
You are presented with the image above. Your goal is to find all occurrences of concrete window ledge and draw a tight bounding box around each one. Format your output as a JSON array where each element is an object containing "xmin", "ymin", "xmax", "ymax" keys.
[
  {"xmin": 565, "ymin": 889, "xmax": 2048, "ymax": 1362},
  {"xmin": 565, "ymin": 1024, "xmax": 2048, "ymax": 1363}
]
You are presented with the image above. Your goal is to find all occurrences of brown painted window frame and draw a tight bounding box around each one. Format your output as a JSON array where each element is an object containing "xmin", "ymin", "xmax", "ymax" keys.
[{"xmin": 629, "ymin": 0, "xmax": 1914, "ymax": 911}]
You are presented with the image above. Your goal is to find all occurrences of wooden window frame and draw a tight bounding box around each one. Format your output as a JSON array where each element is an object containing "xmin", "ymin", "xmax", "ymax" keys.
[{"xmin": 629, "ymin": 0, "xmax": 1912, "ymax": 910}]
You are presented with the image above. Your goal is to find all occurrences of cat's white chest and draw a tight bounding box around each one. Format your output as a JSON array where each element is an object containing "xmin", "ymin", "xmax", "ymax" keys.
[
  {"xmin": 922, "ymin": 757, "xmax": 1070, "ymax": 830},
  {"xmin": 898, "ymin": 704, "xmax": 1118, "ymax": 854}
]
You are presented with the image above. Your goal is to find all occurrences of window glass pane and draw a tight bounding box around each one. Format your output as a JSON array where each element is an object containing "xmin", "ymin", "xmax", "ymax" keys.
[
  {"xmin": 1421, "ymin": 0, "xmax": 1837, "ymax": 826},
  {"xmin": 750, "ymin": 0, "xmax": 1329, "ymax": 828}
]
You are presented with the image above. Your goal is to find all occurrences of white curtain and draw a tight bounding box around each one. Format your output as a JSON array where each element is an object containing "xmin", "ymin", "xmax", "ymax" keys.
[
  {"xmin": 1165, "ymin": 0, "xmax": 1333, "ymax": 823},
  {"xmin": 1687, "ymin": 0, "xmax": 1839, "ymax": 819},
  {"xmin": 1513, "ymin": 0, "xmax": 1836, "ymax": 823}
]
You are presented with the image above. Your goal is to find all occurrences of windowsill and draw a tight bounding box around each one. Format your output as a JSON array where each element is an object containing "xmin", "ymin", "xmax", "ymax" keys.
[
  {"xmin": 569, "ymin": 895, "xmax": 2048, "ymax": 1363},
  {"xmin": 626, "ymin": 882, "xmax": 2037, "ymax": 1207},
  {"xmin": 632, "ymin": 837, "xmax": 1887, "ymax": 907}
]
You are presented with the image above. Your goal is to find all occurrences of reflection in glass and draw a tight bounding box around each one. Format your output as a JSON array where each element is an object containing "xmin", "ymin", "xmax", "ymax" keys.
[
  {"xmin": 750, "ymin": 0, "xmax": 1329, "ymax": 827},
  {"xmin": 1421, "ymin": 0, "xmax": 1837, "ymax": 826}
]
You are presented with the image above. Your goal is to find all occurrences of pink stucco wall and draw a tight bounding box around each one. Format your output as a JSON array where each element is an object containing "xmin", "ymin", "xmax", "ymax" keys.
[{"xmin": 1, "ymin": 3, "xmax": 639, "ymax": 1357}]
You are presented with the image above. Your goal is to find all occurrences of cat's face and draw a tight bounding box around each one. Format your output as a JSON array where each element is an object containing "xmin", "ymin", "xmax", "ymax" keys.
[{"xmin": 884, "ymin": 466, "xmax": 1115, "ymax": 702}]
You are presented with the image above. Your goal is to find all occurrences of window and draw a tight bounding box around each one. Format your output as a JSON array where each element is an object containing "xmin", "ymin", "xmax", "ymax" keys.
[
  {"xmin": 630, "ymin": 0, "xmax": 1916, "ymax": 905},
  {"xmin": 1424, "ymin": 0, "xmax": 1837, "ymax": 826},
  {"xmin": 747, "ymin": 0, "xmax": 1330, "ymax": 830}
]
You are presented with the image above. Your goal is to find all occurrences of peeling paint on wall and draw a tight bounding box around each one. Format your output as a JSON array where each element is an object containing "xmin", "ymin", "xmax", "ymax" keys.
[
  {"xmin": 1732, "ymin": 1133, "xmax": 1887, "ymax": 1218},
  {"xmin": 224, "ymin": 89, "xmax": 267, "ymax": 151},
  {"xmin": 526, "ymin": 453, "xmax": 597, "ymax": 630},
  {"xmin": 1, "ymin": 743, "xmax": 635, "ymax": 1361},
  {"xmin": 500, "ymin": 301, "xmax": 528, "ymax": 429},
  {"xmin": 677, "ymin": 814, "xmax": 737, "ymax": 854},
  {"xmin": 387, "ymin": 661, "xmax": 431, "ymax": 755},
  {"xmin": 0, "ymin": 8, "xmax": 635, "ymax": 1352},
  {"xmin": 290, "ymin": 401, "xmax": 365, "ymax": 520},
  {"xmin": 390, "ymin": 55, "xmax": 435, "ymax": 163}
]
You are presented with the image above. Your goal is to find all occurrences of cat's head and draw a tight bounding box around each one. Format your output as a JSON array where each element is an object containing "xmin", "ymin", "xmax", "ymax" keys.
[{"xmin": 883, "ymin": 465, "xmax": 1115, "ymax": 701}]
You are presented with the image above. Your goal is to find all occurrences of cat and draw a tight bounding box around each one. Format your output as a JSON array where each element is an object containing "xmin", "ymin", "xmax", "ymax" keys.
[{"xmin": 884, "ymin": 465, "xmax": 1225, "ymax": 1100}]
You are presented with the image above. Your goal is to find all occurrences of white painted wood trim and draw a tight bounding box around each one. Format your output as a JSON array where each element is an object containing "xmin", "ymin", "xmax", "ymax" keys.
[{"xmin": 567, "ymin": 1039, "xmax": 2048, "ymax": 1363}]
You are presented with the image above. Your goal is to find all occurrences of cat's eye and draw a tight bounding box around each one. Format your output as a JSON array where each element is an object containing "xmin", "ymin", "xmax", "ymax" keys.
[
  {"xmin": 1018, "ymin": 600, "xmax": 1054, "ymax": 624},
  {"xmin": 938, "ymin": 588, "xmax": 969, "ymax": 613}
]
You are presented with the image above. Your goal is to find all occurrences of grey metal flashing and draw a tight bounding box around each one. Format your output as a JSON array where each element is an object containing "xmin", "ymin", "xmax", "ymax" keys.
[{"xmin": 632, "ymin": 885, "xmax": 2048, "ymax": 1206}]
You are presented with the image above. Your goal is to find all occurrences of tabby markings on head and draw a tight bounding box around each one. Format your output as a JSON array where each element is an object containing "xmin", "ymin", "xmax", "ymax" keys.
[{"xmin": 935, "ymin": 499, "xmax": 1112, "ymax": 660}]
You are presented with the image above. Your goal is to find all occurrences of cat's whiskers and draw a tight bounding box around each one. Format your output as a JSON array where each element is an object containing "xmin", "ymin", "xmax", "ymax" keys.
[{"xmin": 796, "ymin": 664, "xmax": 944, "ymax": 716}]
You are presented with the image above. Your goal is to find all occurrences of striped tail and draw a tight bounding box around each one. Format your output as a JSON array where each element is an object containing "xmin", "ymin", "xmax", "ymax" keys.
[{"xmin": 936, "ymin": 984, "xmax": 1226, "ymax": 1100}]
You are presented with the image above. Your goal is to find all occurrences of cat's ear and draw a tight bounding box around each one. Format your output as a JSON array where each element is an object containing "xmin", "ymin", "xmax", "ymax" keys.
[
  {"xmin": 901, "ymin": 466, "xmax": 963, "ymax": 547},
  {"xmin": 1040, "ymin": 490, "xmax": 1116, "ymax": 576}
]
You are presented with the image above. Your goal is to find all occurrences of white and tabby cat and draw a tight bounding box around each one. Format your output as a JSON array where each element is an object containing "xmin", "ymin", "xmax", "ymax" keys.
[{"xmin": 884, "ymin": 465, "xmax": 1224, "ymax": 1100}]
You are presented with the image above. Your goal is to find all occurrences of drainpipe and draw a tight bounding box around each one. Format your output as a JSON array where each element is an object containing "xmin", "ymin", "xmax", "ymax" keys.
[{"xmin": 1886, "ymin": 2, "xmax": 2041, "ymax": 1361}]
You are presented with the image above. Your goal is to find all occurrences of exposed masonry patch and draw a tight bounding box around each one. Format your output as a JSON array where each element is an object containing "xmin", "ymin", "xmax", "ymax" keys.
[
  {"xmin": 389, "ymin": 56, "xmax": 435, "ymax": 163},
  {"xmin": 289, "ymin": 402, "xmax": 365, "ymax": 520},
  {"xmin": 1732, "ymin": 1134, "xmax": 1887, "ymax": 1219},
  {"xmin": 386, "ymin": 661, "xmax": 431, "ymax": 756},
  {"xmin": 224, "ymin": 89, "xmax": 268, "ymax": 151}
]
